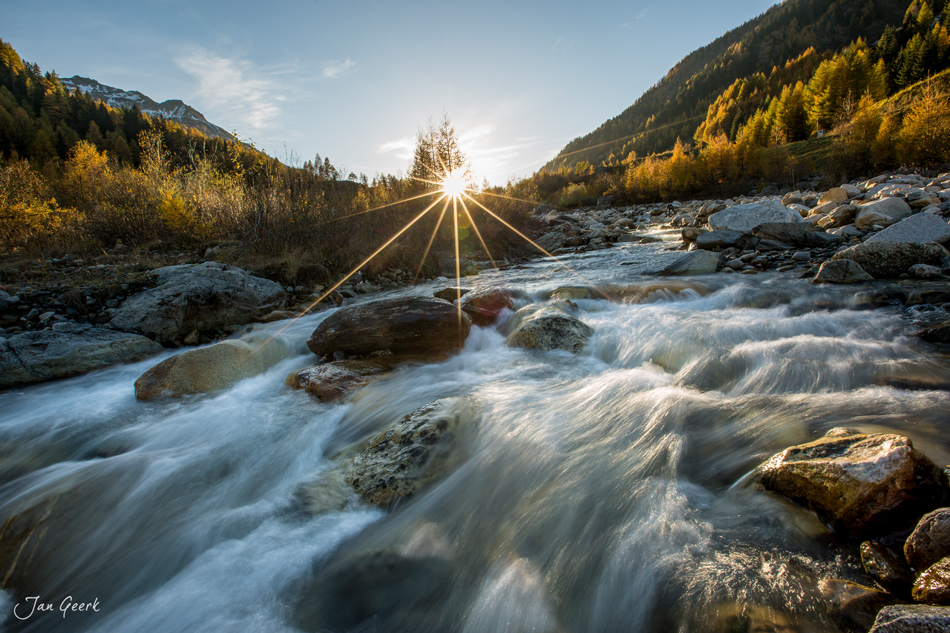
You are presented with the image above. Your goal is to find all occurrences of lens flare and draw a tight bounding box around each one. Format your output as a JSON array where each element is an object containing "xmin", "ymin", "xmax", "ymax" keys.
[{"xmin": 441, "ymin": 172, "xmax": 467, "ymax": 199}]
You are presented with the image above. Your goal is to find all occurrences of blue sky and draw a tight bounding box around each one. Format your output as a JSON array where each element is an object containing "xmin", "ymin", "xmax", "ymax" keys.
[{"xmin": 5, "ymin": 0, "xmax": 776, "ymax": 185}]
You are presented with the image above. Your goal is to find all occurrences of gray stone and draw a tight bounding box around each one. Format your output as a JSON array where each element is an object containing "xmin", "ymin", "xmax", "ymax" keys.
[
  {"xmin": 792, "ymin": 251, "xmax": 812, "ymax": 261},
  {"xmin": 506, "ymin": 305, "xmax": 592, "ymax": 354},
  {"xmin": 855, "ymin": 198, "xmax": 913, "ymax": 229},
  {"xmin": 0, "ymin": 327, "xmax": 161, "ymax": 388},
  {"xmin": 866, "ymin": 213, "xmax": 950, "ymax": 245},
  {"xmin": 343, "ymin": 398, "xmax": 468, "ymax": 506},
  {"xmin": 752, "ymin": 222, "xmax": 843, "ymax": 248},
  {"xmin": 869, "ymin": 605, "xmax": 950, "ymax": 632},
  {"xmin": 820, "ymin": 187, "xmax": 850, "ymax": 204},
  {"xmin": 813, "ymin": 260, "xmax": 875, "ymax": 284},
  {"xmin": 658, "ymin": 250, "xmax": 721, "ymax": 276},
  {"xmin": 693, "ymin": 230, "xmax": 743, "ymax": 251},
  {"xmin": 707, "ymin": 198, "xmax": 802, "ymax": 233},
  {"xmin": 108, "ymin": 262, "xmax": 287, "ymax": 343},
  {"xmin": 832, "ymin": 241, "xmax": 950, "ymax": 278},
  {"xmin": 681, "ymin": 227, "xmax": 708, "ymax": 243},
  {"xmin": 818, "ymin": 204, "xmax": 859, "ymax": 228}
]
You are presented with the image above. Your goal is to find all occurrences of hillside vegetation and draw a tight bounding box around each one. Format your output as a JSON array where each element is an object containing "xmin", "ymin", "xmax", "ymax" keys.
[{"xmin": 528, "ymin": 0, "xmax": 949, "ymax": 207}]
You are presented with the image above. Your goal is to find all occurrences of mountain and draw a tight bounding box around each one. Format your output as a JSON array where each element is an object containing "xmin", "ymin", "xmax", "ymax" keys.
[
  {"xmin": 544, "ymin": 0, "xmax": 910, "ymax": 170},
  {"xmin": 60, "ymin": 75, "xmax": 233, "ymax": 142}
]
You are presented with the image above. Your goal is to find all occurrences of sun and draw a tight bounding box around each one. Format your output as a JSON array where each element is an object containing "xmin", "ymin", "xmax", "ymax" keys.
[{"xmin": 441, "ymin": 171, "xmax": 466, "ymax": 199}]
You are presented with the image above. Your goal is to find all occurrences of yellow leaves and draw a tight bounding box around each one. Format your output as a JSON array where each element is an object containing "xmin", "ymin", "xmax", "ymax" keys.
[{"xmin": 898, "ymin": 84, "xmax": 950, "ymax": 165}]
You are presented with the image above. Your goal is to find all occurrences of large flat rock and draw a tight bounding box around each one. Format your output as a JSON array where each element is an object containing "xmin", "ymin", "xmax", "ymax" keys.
[
  {"xmin": 866, "ymin": 213, "xmax": 950, "ymax": 244},
  {"xmin": 831, "ymin": 241, "xmax": 950, "ymax": 278},
  {"xmin": 707, "ymin": 198, "xmax": 801, "ymax": 233},
  {"xmin": 0, "ymin": 324, "xmax": 161, "ymax": 389},
  {"xmin": 108, "ymin": 262, "xmax": 287, "ymax": 344}
]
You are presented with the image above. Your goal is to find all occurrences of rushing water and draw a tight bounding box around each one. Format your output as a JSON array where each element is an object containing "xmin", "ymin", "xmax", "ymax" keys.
[{"xmin": 1, "ymin": 238, "xmax": 949, "ymax": 633}]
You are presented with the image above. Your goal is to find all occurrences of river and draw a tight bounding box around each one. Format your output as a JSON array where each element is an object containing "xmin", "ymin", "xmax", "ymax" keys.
[{"xmin": 1, "ymin": 236, "xmax": 949, "ymax": 632}]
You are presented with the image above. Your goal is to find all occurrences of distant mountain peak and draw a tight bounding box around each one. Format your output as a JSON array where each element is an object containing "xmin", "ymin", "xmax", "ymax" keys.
[{"xmin": 61, "ymin": 75, "xmax": 233, "ymax": 142}]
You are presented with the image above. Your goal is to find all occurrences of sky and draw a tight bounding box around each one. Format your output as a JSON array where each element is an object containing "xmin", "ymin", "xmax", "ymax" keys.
[{"xmin": 5, "ymin": 0, "xmax": 777, "ymax": 185}]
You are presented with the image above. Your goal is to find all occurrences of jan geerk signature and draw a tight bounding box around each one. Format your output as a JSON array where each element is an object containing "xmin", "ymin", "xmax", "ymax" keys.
[{"xmin": 13, "ymin": 595, "xmax": 100, "ymax": 620}]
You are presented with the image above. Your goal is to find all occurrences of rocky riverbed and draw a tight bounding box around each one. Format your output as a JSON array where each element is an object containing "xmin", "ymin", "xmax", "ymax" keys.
[{"xmin": 1, "ymin": 170, "xmax": 950, "ymax": 632}]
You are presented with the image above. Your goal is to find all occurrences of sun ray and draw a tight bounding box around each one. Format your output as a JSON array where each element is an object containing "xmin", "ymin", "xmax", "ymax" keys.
[
  {"xmin": 462, "ymin": 192, "xmax": 612, "ymax": 300},
  {"xmin": 452, "ymin": 195, "xmax": 463, "ymax": 340},
  {"xmin": 413, "ymin": 197, "xmax": 451, "ymax": 284},
  {"xmin": 458, "ymin": 196, "xmax": 497, "ymax": 270},
  {"xmin": 477, "ymin": 190, "xmax": 549, "ymax": 209},
  {"xmin": 317, "ymin": 190, "xmax": 442, "ymax": 226}
]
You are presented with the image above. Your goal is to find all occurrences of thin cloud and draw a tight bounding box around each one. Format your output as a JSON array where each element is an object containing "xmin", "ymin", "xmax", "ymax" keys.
[
  {"xmin": 323, "ymin": 59, "xmax": 357, "ymax": 79},
  {"xmin": 377, "ymin": 136, "xmax": 415, "ymax": 160},
  {"xmin": 176, "ymin": 46, "xmax": 281, "ymax": 129}
]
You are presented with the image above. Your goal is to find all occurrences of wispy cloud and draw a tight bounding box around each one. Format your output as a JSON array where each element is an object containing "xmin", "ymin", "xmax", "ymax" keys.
[
  {"xmin": 175, "ymin": 46, "xmax": 282, "ymax": 130},
  {"xmin": 622, "ymin": 7, "xmax": 651, "ymax": 27},
  {"xmin": 323, "ymin": 59, "xmax": 357, "ymax": 79},
  {"xmin": 377, "ymin": 136, "xmax": 415, "ymax": 160}
]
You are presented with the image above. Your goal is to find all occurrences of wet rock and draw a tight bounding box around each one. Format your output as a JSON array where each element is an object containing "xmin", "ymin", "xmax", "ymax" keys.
[
  {"xmin": 855, "ymin": 198, "xmax": 913, "ymax": 229},
  {"xmin": 307, "ymin": 297, "xmax": 470, "ymax": 359},
  {"xmin": 506, "ymin": 305, "xmax": 592, "ymax": 353},
  {"xmin": 812, "ymin": 260, "xmax": 874, "ymax": 284},
  {"xmin": 0, "ymin": 325, "xmax": 161, "ymax": 389},
  {"xmin": 831, "ymin": 241, "xmax": 950, "ymax": 279},
  {"xmin": 820, "ymin": 578, "xmax": 905, "ymax": 632},
  {"xmin": 752, "ymin": 223, "xmax": 843, "ymax": 248},
  {"xmin": 536, "ymin": 231, "xmax": 566, "ymax": 251},
  {"xmin": 869, "ymin": 604, "xmax": 950, "ymax": 632},
  {"xmin": 287, "ymin": 356, "xmax": 420, "ymax": 402},
  {"xmin": 709, "ymin": 603, "xmax": 798, "ymax": 633},
  {"xmin": 919, "ymin": 323, "xmax": 950, "ymax": 344},
  {"xmin": 905, "ymin": 509, "xmax": 950, "ymax": 572},
  {"xmin": 707, "ymin": 199, "xmax": 802, "ymax": 233},
  {"xmin": 459, "ymin": 287, "xmax": 518, "ymax": 326},
  {"xmin": 865, "ymin": 213, "xmax": 950, "ymax": 245},
  {"xmin": 294, "ymin": 548, "xmax": 453, "ymax": 633},
  {"xmin": 755, "ymin": 433, "xmax": 950, "ymax": 535},
  {"xmin": 910, "ymin": 264, "xmax": 948, "ymax": 280},
  {"xmin": 693, "ymin": 230, "xmax": 744, "ymax": 251},
  {"xmin": 658, "ymin": 250, "xmax": 722, "ymax": 276},
  {"xmin": 862, "ymin": 540, "xmax": 915, "ymax": 594},
  {"xmin": 913, "ymin": 557, "xmax": 950, "ymax": 605},
  {"xmin": 257, "ymin": 309, "xmax": 298, "ymax": 323},
  {"xmin": 433, "ymin": 287, "xmax": 470, "ymax": 302},
  {"xmin": 343, "ymin": 398, "xmax": 467, "ymax": 507},
  {"xmin": 108, "ymin": 262, "xmax": 287, "ymax": 344},
  {"xmin": 134, "ymin": 336, "xmax": 292, "ymax": 400}
]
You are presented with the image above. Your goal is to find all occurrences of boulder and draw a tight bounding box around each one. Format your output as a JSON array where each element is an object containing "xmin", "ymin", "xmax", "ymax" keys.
[
  {"xmin": 108, "ymin": 262, "xmax": 288, "ymax": 344},
  {"xmin": 905, "ymin": 509, "xmax": 950, "ymax": 572},
  {"xmin": 911, "ymin": 264, "xmax": 948, "ymax": 280},
  {"xmin": 752, "ymin": 222, "xmax": 843, "ymax": 248},
  {"xmin": 707, "ymin": 199, "xmax": 802, "ymax": 233},
  {"xmin": 862, "ymin": 540, "xmax": 915, "ymax": 594},
  {"xmin": 812, "ymin": 260, "xmax": 875, "ymax": 284},
  {"xmin": 866, "ymin": 213, "xmax": 950, "ymax": 245},
  {"xmin": 817, "ymin": 204, "xmax": 859, "ymax": 229},
  {"xmin": 832, "ymin": 241, "xmax": 950, "ymax": 279},
  {"xmin": 919, "ymin": 323, "xmax": 950, "ymax": 344},
  {"xmin": 693, "ymin": 230, "xmax": 743, "ymax": 251},
  {"xmin": 820, "ymin": 187, "xmax": 851, "ymax": 205},
  {"xmin": 869, "ymin": 605, "xmax": 950, "ymax": 632},
  {"xmin": 913, "ymin": 557, "xmax": 950, "ymax": 605},
  {"xmin": 506, "ymin": 305, "xmax": 592, "ymax": 354},
  {"xmin": 458, "ymin": 287, "xmax": 518, "ymax": 326},
  {"xmin": 855, "ymin": 198, "xmax": 913, "ymax": 229},
  {"xmin": 343, "ymin": 398, "xmax": 467, "ymax": 506},
  {"xmin": 681, "ymin": 227, "xmax": 708, "ymax": 243},
  {"xmin": 536, "ymin": 231, "xmax": 566, "ymax": 251},
  {"xmin": 820, "ymin": 578, "xmax": 905, "ymax": 632},
  {"xmin": 134, "ymin": 336, "xmax": 292, "ymax": 400},
  {"xmin": 287, "ymin": 356, "xmax": 420, "ymax": 402},
  {"xmin": 755, "ymin": 433, "xmax": 950, "ymax": 535},
  {"xmin": 307, "ymin": 297, "xmax": 470, "ymax": 359},
  {"xmin": 658, "ymin": 250, "xmax": 722, "ymax": 276},
  {"xmin": 0, "ymin": 324, "xmax": 161, "ymax": 389},
  {"xmin": 433, "ymin": 287, "xmax": 470, "ymax": 302}
]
